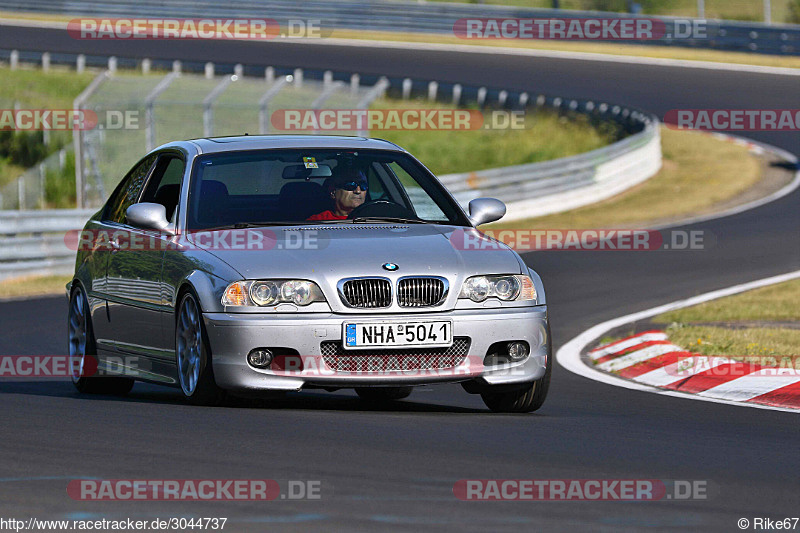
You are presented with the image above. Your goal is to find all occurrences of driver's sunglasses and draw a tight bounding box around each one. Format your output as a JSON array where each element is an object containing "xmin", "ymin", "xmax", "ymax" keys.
[{"xmin": 338, "ymin": 179, "xmax": 368, "ymax": 192}]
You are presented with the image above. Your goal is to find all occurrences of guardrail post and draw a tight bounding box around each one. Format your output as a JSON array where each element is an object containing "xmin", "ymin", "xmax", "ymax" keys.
[
  {"xmin": 234, "ymin": 64, "xmax": 243, "ymax": 77},
  {"xmin": 41, "ymin": 52, "xmax": 50, "ymax": 72},
  {"xmin": 452, "ymin": 84, "xmax": 462, "ymax": 106},
  {"xmin": 76, "ymin": 54, "xmax": 85, "ymax": 73},
  {"xmin": 73, "ymin": 71, "xmax": 110, "ymax": 209},
  {"xmin": 142, "ymin": 58, "xmax": 151, "ymax": 75},
  {"xmin": 203, "ymin": 76, "xmax": 235, "ymax": 137},
  {"xmin": 323, "ymin": 70, "xmax": 333, "ymax": 87},
  {"xmin": 108, "ymin": 56, "xmax": 117, "ymax": 74},
  {"xmin": 173, "ymin": 60, "xmax": 182, "ymax": 74},
  {"xmin": 145, "ymin": 71, "xmax": 179, "ymax": 152},
  {"xmin": 350, "ymin": 73, "xmax": 360, "ymax": 95},
  {"xmin": 205, "ymin": 62, "xmax": 215, "ymax": 79},
  {"xmin": 259, "ymin": 76, "xmax": 290, "ymax": 134},
  {"xmin": 519, "ymin": 92, "xmax": 529, "ymax": 107},
  {"xmin": 427, "ymin": 81, "xmax": 438, "ymax": 101},
  {"xmin": 265, "ymin": 66, "xmax": 275, "ymax": 83},
  {"xmin": 17, "ymin": 173, "xmax": 24, "ymax": 210},
  {"xmin": 10, "ymin": 50, "xmax": 18, "ymax": 70},
  {"xmin": 498, "ymin": 90, "xmax": 508, "ymax": 107},
  {"xmin": 293, "ymin": 68, "xmax": 303, "ymax": 88},
  {"xmin": 402, "ymin": 78, "xmax": 412, "ymax": 100},
  {"xmin": 39, "ymin": 162, "xmax": 46, "ymax": 208},
  {"xmin": 477, "ymin": 87, "xmax": 487, "ymax": 107}
]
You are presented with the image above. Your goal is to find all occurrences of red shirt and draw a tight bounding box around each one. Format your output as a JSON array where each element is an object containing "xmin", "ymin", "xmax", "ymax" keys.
[{"xmin": 307, "ymin": 210, "xmax": 347, "ymax": 221}]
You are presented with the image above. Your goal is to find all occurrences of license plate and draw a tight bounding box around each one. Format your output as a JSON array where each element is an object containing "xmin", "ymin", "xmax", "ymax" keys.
[{"xmin": 343, "ymin": 320, "xmax": 453, "ymax": 349}]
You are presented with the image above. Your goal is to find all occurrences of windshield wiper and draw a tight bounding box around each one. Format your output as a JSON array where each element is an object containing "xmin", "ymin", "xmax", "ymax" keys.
[
  {"xmin": 200, "ymin": 221, "xmax": 313, "ymax": 231},
  {"xmin": 351, "ymin": 216, "xmax": 429, "ymax": 224}
]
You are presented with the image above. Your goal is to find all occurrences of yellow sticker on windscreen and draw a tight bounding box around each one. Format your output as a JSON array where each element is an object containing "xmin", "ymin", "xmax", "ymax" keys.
[{"xmin": 303, "ymin": 157, "xmax": 318, "ymax": 169}]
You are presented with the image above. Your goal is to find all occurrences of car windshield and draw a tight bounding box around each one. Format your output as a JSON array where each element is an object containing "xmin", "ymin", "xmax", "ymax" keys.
[{"xmin": 187, "ymin": 148, "xmax": 469, "ymax": 230}]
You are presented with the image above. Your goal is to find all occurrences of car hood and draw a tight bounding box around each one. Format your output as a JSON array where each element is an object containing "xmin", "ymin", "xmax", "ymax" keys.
[{"xmin": 193, "ymin": 224, "xmax": 524, "ymax": 312}]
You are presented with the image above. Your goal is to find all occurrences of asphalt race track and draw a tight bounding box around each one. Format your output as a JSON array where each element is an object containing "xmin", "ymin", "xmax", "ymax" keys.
[{"xmin": 1, "ymin": 25, "xmax": 799, "ymax": 531}]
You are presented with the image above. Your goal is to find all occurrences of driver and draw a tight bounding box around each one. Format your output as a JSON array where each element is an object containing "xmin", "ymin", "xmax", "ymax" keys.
[{"xmin": 307, "ymin": 169, "xmax": 368, "ymax": 221}]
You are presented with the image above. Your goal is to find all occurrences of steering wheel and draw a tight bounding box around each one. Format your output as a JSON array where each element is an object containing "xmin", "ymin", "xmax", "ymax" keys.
[{"xmin": 347, "ymin": 199, "xmax": 418, "ymax": 220}]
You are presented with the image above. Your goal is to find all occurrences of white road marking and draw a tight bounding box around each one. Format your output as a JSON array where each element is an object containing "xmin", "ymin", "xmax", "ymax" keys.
[
  {"xmin": 557, "ymin": 270, "xmax": 800, "ymax": 413},
  {"xmin": 596, "ymin": 344, "xmax": 684, "ymax": 372},
  {"xmin": 698, "ymin": 372, "xmax": 800, "ymax": 402}
]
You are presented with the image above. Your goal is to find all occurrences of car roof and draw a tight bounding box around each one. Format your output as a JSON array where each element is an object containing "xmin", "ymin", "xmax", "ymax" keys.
[{"xmin": 185, "ymin": 135, "xmax": 406, "ymax": 154}]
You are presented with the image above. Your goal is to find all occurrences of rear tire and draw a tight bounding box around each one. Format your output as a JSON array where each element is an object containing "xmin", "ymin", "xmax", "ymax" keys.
[
  {"xmin": 480, "ymin": 324, "xmax": 552, "ymax": 413},
  {"xmin": 175, "ymin": 291, "xmax": 225, "ymax": 406},
  {"xmin": 355, "ymin": 387, "xmax": 413, "ymax": 402},
  {"xmin": 68, "ymin": 286, "xmax": 134, "ymax": 396}
]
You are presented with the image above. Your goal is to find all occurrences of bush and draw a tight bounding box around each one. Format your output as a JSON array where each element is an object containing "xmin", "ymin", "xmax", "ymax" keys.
[
  {"xmin": 44, "ymin": 151, "xmax": 76, "ymax": 208},
  {"xmin": 0, "ymin": 130, "xmax": 49, "ymax": 167},
  {"xmin": 789, "ymin": 0, "xmax": 800, "ymax": 23}
]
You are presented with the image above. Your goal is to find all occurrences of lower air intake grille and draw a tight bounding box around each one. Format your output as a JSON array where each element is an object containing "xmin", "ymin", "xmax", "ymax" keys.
[{"xmin": 320, "ymin": 337, "xmax": 471, "ymax": 372}]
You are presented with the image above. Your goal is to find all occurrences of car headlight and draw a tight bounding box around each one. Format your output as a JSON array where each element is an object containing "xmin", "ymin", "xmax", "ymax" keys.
[
  {"xmin": 223, "ymin": 280, "xmax": 325, "ymax": 307},
  {"xmin": 459, "ymin": 275, "xmax": 536, "ymax": 302}
]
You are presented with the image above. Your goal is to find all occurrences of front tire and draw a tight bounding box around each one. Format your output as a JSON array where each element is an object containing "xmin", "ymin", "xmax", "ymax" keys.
[
  {"xmin": 68, "ymin": 286, "xmax": 134, "ymax": 395},
  {"xmin": 355, "ymin": 387, "xmax": 413, "ymax": 402},
  {"xmin": 175, "ymin": 291, "xmax": 225, "ymax": 406}
]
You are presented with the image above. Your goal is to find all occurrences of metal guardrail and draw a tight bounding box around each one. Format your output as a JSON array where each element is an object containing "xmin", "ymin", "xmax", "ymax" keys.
[
  {"xmin": 0, "ymin": 102, "xmax": 659, "ymax": 280},
  {"xmin": 440, "ymin": 118, "xmax": 661, "ymax": 220},
  {"xmin": 0, "ymin": 208, "xmax": 94, "ymax": 280},
  {"xmin": 0, "ymin": 0, "xmax": 797, "ymax": 55},
  {"xmin": 0, "ymin": 48, "xmax": 661, "ymax": 280}
]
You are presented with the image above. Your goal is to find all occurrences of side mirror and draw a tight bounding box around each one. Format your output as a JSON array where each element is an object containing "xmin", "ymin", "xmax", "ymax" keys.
[
  {"xmin": 126, "ymin": 203, "xmax": 171, "ymax": 231},
  {"xmin": 468, "ymin": 197, "xmax": 506, "ymax": 226}
]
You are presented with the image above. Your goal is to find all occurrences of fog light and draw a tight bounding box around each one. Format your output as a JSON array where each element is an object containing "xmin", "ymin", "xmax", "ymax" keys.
[
  {"xmin": 507, "ymin": 342, "xmax": 529, "ymax": 361},
  {"xmin": 247, "ymin": 349, "xmax": 273, "ymax": 369}
]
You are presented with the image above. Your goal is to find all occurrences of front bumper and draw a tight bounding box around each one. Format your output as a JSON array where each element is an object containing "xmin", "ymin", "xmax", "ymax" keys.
[{"xmin": 204, "ymin": 306, "xmax": 549, "ymax": 392}]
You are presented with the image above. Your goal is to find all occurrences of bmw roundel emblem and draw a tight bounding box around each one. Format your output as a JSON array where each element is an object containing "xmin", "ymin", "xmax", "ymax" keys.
[{"xmin": 382, "ymin": 263, "xmax": 399, "ymax": 272}]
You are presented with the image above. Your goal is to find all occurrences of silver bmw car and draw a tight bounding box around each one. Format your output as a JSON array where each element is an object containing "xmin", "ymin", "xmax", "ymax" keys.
[{"xmin": 67, "ymin": 135, "xmax": 551, "ymax": 412}]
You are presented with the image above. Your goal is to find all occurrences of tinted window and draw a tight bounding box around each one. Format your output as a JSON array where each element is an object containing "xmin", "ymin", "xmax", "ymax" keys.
[
  {"xmin": 103, "ymin": 155, "xmax": 157, "ymax": 224},
  {"xmin": 187, "ymin": 149, "xmax": 468, "ymax": 229},
  {"xmin": 140, "ymin": 155, "xmax": 185, "ymax": 222}
]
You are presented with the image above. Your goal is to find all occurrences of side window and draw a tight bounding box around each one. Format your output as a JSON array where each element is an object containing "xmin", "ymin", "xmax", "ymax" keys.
[
  {"xmin": 103, "ymin": 155, "xmax": 157, "ymax": 224},
  {"xmin": 388, "ymin": 162, "xmax": 447, "ymax": 221},
  {"xmin": 140, "ymin": 155, "xmax": 185, "ymax": 222}
]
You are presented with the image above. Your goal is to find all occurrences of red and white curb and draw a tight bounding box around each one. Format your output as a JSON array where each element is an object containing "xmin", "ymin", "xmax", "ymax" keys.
[
  {"xmin": 590, "ymin": 331, "xmax": 800, "ymax": 410},
  {"xmin": 557, "ymin": 270, "xmax": 800, "ymax": 413}
]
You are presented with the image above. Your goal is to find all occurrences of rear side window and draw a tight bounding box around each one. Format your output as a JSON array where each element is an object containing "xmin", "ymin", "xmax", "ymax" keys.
[{"xmin": 103, "ymin": 155, "xmax": 157, "ymax": 224}]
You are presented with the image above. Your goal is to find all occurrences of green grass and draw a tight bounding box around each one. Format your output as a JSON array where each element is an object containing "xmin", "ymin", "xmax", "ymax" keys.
[
  {"xmin": 0, "ymin": 66, "xmax": 91, "ymax": 189},
  {"xmin": 372, "ymin": 99, "xmax": 620, "ymax": 175},
  {"xmin": 664, "ymin": 325, "xmax": 800, "ymax": 359},
  {"xmin": 0, "ymin": 274, "xmax": 71, "ymax": 299},
  {"xmin": 649, "ymin": 279, "xmax": 800, "ymax": 362},
  {"xmin": 600, "ymin": 279, "xmax": 800, "ymax": 363},
  {"xmin": 655, "ymin": 279, "xmax": 800, "ymax": 323},
  {"xmin": 488, "ymin": 127, "xmax": 761, "ymax": 230}
]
